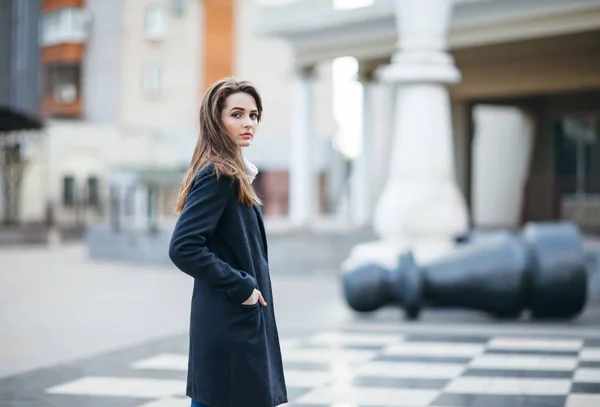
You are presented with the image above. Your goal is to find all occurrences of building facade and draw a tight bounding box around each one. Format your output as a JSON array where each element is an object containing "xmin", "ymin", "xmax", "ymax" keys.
[
  {"xmin": 17, "ymin": 0, "xmax": 339, "ymax": 232},
  {"xmin": 258, "ymin": 0, "xmax": 600, "ymax": 237},
  {"xmin": 0, "ymin": 0, "xmax": 43, "ymax": 228},
  {"xmin": 0, "ymin": 0, "xmax": 42, "ymax": 131},
  {"xmin": 27, "ymin": 0, "xmax": 204, "ymax": 230}
]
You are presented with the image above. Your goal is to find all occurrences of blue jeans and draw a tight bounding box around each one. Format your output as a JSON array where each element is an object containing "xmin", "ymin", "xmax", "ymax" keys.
[{"xmin": 190, "ymin": 400, "xmax": 208, "ymax": 407}]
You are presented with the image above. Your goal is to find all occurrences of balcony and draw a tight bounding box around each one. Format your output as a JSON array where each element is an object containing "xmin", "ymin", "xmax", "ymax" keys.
[
  {"xmin": 42, "ymin": 43, "xmax": 84, "ymax": 64},
  {"xmin": 42, "ymin": 94, "xmax": 81, "ymax": 118},
  {"xmin": 43, "ymin": 0, "xmax": 84, "ymax": 13},
  {"xmin": 41, "ymin": 6, "xmax": 91, "ymax": 47},
  {"xmin": 42, "ymin": 64, "xmax": 82, "ymax": 118}
]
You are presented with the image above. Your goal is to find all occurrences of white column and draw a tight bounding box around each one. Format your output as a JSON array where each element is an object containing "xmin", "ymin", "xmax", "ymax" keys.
[
  {"xmin": 343, "ymin": 0, "xmax": 469, "ymax": 270},
  {"xmin": 472, "ymin": 106, "xmax": 534, "ymax": 229},
  {"xmin": 368, "ymin": 81, "xmax": 395, "ymax": 211},
  {"xmin": 349, "ymin": 69, "xmax": 375, "ymax": 226},
  {"xmin": 289, "ymin": 66, "xmax": 317, "ymax": 228}
]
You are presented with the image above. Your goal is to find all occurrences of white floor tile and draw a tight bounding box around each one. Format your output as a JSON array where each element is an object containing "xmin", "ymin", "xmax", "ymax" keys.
[
  {"xmin": 45, "ymin": 376, "xmax": 186, "ymax": 398},
  {"xmin": 566, "ymin": 394, "xmax": 600, "ymax": 407},
  {"xmin": 355, "ymin": 361, "xmax": 465, "ymax": 379},
  {"xmin": 136, "ymin": 397, "xmax": 190, "ymax": 407},
  {"xmin": 131, "ymin": 354, "xmax": 187, "ymax": 371},
  {"xmin": 574, "ymin": 368, "xmax": 600, "ymax": 383},
  {"xmin": 307, "ymin": 331, "xmax": 404, "ymax": 347},
  {"xmin": 282, "ymin": 348, "xmax": 376, "ymax": 364},
  {"xmin": 295, "ymin": 385, "xmax": 440, "ymax": 406},
  {"xmin": 469, "ymin": 354, "xmax": 577, "ymax": 371},
  {"xmin": 445, "ymin": 377, "xmax": 571, "ymax": 395},
  {"xmin": 580, "ymin": 348, "xmax": 600, "ymax": 361},
  {"xmin": 488, "ymin": 337, "xmax": 583, "ymax": 351},
  {"xmin": 280, "ymin": 338, "xmax": 301, "ymax": 351},
  {"xmin": 283, "ymin": 370, "xmax": 333, "ymax": 388},
  {"xmin": 383, "ymin": 342, "xmax": 484, "ymax": 358}
]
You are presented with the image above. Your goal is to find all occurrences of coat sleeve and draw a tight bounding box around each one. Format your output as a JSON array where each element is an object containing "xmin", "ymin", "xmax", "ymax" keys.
[{"xmin": 168, "ymin": 167, "xmax": 257, "ymax": 304}]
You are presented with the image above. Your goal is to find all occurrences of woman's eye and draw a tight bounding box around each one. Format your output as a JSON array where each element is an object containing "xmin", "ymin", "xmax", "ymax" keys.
[
  {"xmin": 232, "ymin": 113, "xmax": 241, "ymax": 118},
  {"xmin": 250, "ymin": 113, "xmax": 258, "ymax": 119}
]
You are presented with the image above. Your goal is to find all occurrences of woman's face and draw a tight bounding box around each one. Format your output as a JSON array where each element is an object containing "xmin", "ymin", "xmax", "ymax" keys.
[{"xmin": 221, "ymin": 92, "xmax": 259, "ymax": 148}]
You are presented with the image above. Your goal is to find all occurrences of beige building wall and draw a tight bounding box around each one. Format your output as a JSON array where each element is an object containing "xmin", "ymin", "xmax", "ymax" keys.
[
  {"xmin": 16, "ymin": 133, "xmax": 49, "ymax": 223},
  {"xmin": 120, "ymin": 0, "xmax": 202, "ymax": 134},
  {"xmin": 18, "ymin": 1, "xmax": 201, "ymax": 225},
  {"xmin": 235, "ymin": 0, "xmax": 336, "ymax": 172},
  {"xmin": 234, "ymin": 0, "xmax": 295, "ymax": 170}
]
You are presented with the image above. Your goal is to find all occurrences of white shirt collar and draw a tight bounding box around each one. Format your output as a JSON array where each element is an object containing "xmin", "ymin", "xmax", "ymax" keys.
[{"xmin": 243, "ymin": 155, "xmax": 259, "ymax": 184}]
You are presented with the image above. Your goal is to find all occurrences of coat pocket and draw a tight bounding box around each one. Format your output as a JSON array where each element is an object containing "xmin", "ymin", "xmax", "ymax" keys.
[
  {"xmin": 239, "ymin": 301, "xmax": 261, "ymax": 309},
  {"xmin": 227, "ymin": 300, "xmax": 262, "ymax": 338}
]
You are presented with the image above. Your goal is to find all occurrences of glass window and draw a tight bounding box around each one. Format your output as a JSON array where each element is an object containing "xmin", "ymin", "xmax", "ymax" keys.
[
  {"xmin": 87, "ymin": 176, "xmax": 100, "ymax": 206},
  {"xmin": 555, "ymin": 114, "xmax": 600, "ymax": 195},
  {"xmin": 44, "ymin": 64, "xmax": 80, "ymax": 103},
  {"xmin": 171, "ymin": 0, "xmax": 187, "ymax": 16},
  {"xmin": 63, "ymin": 176, "xmax": 76, "ymax": 207},
  {"xmin": 145, "ymin": 5, "xmax": 166, "ymax": 38},
  {"xmin": 142, "ymin": 64, "xmax": 163, "ymax": 96}
]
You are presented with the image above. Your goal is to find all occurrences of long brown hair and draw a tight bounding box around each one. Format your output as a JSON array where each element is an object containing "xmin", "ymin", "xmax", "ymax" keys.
[{"xmin": 174, "ymin": 77, "xmax": 263, "ymax": 214}]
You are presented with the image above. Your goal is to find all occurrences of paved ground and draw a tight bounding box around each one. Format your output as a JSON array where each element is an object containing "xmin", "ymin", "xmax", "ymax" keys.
[{"xmin": 1, "ymin": 227, "xmax": 600, "ymax": 407}]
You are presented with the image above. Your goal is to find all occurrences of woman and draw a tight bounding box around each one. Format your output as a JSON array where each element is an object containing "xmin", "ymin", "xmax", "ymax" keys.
[{"xmin": 169, "ymin": 78, "xmax": 288, "ymax": 407}]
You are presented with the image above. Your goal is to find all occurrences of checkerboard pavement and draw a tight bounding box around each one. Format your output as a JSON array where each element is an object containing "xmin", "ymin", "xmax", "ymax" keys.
[{"xmin": 6, "ymin": 324, "xmax": 600, "ymax": 407}]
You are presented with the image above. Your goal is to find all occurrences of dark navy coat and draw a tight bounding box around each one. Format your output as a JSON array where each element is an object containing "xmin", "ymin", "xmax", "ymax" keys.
[{"xmin": 169, "ymin": 164, "xmax": 288, "ymax": 407}]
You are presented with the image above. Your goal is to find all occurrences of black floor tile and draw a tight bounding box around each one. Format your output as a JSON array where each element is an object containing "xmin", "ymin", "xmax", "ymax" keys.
[
  {"xmin": 462, "ymin": 368, "xmax": 574, "ymax": 379},
  {"xmin": 584, "ymin": 338, "xmax": 600, "ymax": 347},
  {"xmin": 373, "ymin": 355, "xmax": 473, "ymax": 364},
  {"xmin": 571, "ymin": 382, "xmax": 600, "ymax": 394},
  {"xmin": 405, "ymin": 334, "xmax": 490, "ymax": 344},
  {"xmin": 431, "ymin": 393, "xmax": 566, "ymax": 407},
  {"xmin": 485, "ymin": 349, "xmax": 579, "ymax": 357}
]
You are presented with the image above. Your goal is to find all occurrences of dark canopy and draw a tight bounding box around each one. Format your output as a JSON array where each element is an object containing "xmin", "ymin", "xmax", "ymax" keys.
[{"xmin": 0, "ymin": 108, "xmax": 43, "ymax": 133}]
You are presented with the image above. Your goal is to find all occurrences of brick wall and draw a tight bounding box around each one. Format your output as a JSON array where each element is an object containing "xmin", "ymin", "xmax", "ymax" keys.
[
  {"xmin": 203, "ymin": 0, "xmax": 234, "ymax": 90},
  {"xmin": 43, "ymin": 0, "xmax": 84, "ymax": 13}
]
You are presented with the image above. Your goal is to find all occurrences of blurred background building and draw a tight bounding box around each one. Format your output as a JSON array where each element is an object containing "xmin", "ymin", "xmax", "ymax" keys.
[
  {"xmin": 0, "ymin": 0, "xmax": 43, "ymax": 233},
  {"xmin": 1, "ymin": 0, "xmax": 599, "ymax": 249},
  {"xmin": 257, "ymin": 0, "xmax": 600, "ymax": 236},
  {"xmin": 10, "ymin": 0, "xmax": 339, "ymax": 241}
]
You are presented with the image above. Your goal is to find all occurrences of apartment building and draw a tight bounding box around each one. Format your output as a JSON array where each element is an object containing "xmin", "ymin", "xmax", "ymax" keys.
[
  {"xmin": 19, "ymin": 0, "xmax": 338, "ymax": 233},
  {"xmin": 0, "ymin": 0, "xmax": 43, "ymax": 229}
]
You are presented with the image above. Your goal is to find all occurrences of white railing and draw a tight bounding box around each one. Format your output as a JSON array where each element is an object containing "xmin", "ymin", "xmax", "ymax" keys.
[{"xmin": 41, "ymin": 7, "xmax": 91, "ymax": 46}]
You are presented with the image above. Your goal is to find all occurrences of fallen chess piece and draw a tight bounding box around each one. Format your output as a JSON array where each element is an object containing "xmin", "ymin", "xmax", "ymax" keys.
[{"xmin": 342, "ymin": 222, "xmax": 588, "ymax": 320}]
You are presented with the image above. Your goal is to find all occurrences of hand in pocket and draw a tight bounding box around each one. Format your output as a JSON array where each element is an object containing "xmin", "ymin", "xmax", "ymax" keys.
[{"xmin": 242, "ymin": 288, "xmax": 267, "ymax": 306}]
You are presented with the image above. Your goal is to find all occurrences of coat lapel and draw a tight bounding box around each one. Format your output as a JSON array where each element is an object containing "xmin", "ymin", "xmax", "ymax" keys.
[{"xmin": 253, "ymin": 204, "xmax": 269, "ymax": 260}]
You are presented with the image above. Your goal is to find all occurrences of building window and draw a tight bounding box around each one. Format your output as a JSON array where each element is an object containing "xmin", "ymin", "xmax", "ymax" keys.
[
  {"xmin": 87, "ymin": 176, "xmax": 100, "ymax": 206},
  {"xmin": 142, "ymin": 64, "xmax": 162, "ymax": 96},
  {"xmin": 171, "ymin": 0, "xmax": 187, "ymax": 16},
  {"xmin": 42, "ymin": 7, "xmax": 89, "ymax": 46},
  {"xmin": 145, "ymin": 5, "xmax": 166, "ymax": 38},
  {"xmin": 44, "ymin": 64, "xmax": 80, "ymax": 104},
  {"xmin": 63, "ymin": 176, "xmax": 76, "ymax": 207}
]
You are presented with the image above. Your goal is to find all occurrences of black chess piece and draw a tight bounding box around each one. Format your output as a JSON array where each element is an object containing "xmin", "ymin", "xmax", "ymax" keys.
[{"xmin": 342, "ymin": 222, "xmax": 587, "ymax": 320}]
